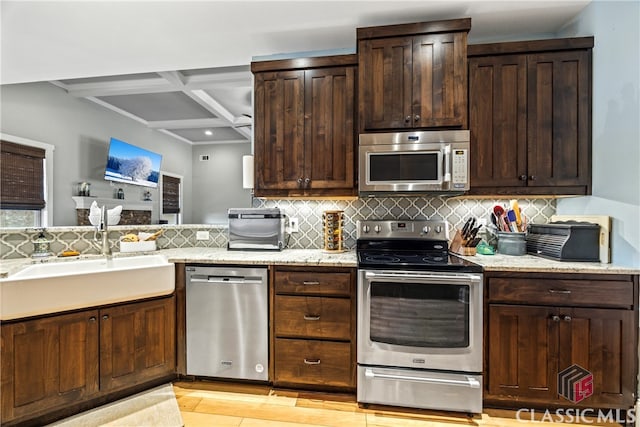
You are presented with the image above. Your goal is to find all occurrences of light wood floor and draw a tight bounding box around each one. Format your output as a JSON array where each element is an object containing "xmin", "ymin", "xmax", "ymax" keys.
[{"xmin": 174, "ymin": 380, "xmax": 622, "ymax": 427}]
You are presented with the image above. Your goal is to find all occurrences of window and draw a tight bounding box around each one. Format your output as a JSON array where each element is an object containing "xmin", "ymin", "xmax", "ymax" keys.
[
  {"xmin": 160, "ymin": 173, "xmax": 182, "ymax": 225},
  {"xmin": 1, "ymin": 141, "xmax": 45, "ymax": 227}
]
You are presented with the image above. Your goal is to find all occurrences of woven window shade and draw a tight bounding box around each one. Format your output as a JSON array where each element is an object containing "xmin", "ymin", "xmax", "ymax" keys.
[
  {"xmin": 1, "ymin": 141, "xmax": 46, "ymax": 210},
  {"xmin": 162, "ymin": 175, "xmax": 181, "ymax": 214}
]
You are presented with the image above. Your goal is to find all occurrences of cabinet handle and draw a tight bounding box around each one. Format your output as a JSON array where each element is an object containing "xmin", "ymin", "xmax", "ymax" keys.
[
  {"xmin": 519, "ymin": 175, "xmax": 528, "ymax": 181},
  {"xmin": 414, "ymin": 114, "xmax": 420, "ymax": 122},
  {"xmin": 89, "ymin": 316, "xmax": 96, "ymax": 322},
  {"xmin": 563, "ymin": 315, "xmax": 572, "ymax": 322},
  {"xmin": 405, "ymin": 115, "xmax": 411, "ymax": 123},
  {"xmin": 303, "ymin": 315, "xmax": 321, "ymax": 321},
  {"xmin": 303, "ymin": 358, "xmax": 321, "ymax": 365},
  {"xmin": 549, "ymin": 289, "xmax": 571, "ymax": 295},
  {"xmin": 302, "ymin": 281, "xmax": 320, "ymax": 285},
  {"xmin": 102, "ymin": 315, "xmax": 109, "ymax": 320},
  {"xmin": 551, "ymin": 315, "xmax": 561, "ymax": 322},
  {"xmin": 529, "ymin": 175, "xmax": 537, "ymax": 181}
]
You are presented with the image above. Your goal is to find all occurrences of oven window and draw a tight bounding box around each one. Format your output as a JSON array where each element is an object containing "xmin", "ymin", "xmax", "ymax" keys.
[
  {"xmin": 369, "ymin": 153, "xmax": 439, "ymax": 182},
  {"xmin": 369, "ymin": 282, "xmax": 469, "ymax": 348}
]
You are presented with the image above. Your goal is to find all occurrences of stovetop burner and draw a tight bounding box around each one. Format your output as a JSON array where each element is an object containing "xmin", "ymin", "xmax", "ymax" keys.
[{"xmin": 356, "ymin": 219, "xmax": 482, "ymax": 273}]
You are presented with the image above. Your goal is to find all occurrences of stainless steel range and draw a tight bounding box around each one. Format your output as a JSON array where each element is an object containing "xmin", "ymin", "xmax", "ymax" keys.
[{"xmin": 356, "ymin": 220, "xmax": 483, "ymax": 414}]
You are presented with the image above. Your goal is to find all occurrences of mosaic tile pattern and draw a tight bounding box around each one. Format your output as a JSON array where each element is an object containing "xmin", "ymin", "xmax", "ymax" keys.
[
  {"xmin": 1, "ymin": 197, "xmax": 556, "ymax": 259},
  {"xmin": 254, "ymin": 196, "xmax": 556, "ymax": 250}
]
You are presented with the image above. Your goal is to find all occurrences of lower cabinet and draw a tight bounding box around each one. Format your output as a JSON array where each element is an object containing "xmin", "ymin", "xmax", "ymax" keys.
[
  {"xmin": 484, "ymin": 273, "xmax": 638, "ymax": 409},
  {"xmin": 273, "ymin": 266, "xmax": 356, "ymax": 390},
  {"xmin": 1, "ymin": 295, "xmax": 175, "ymax": 426}
]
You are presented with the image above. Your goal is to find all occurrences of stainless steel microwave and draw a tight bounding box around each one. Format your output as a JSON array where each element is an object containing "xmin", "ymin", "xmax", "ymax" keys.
[{"xmin": 359, "ymin": 130, "xmax": 470, "ymax": 196}]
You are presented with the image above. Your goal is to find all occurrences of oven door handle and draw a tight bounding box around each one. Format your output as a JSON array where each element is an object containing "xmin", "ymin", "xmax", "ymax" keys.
[
  {"xmin": 364, "ymin": 369, "xmax": 480, "ymax": 389},
  {"xmin": 364, "ymin": 271, "xmax": 478, "ymax": 284}
]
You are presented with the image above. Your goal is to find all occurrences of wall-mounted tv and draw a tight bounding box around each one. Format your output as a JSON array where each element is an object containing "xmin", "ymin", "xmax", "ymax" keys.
[{"xmin": 104, "ymin": 137, "xmax": 162, "ymax": 188}]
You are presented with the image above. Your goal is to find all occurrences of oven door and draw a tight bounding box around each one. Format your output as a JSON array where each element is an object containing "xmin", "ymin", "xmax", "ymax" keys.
[{"xmin": 357, "ymin": 269, "xmax": 482, "ymax": 372}]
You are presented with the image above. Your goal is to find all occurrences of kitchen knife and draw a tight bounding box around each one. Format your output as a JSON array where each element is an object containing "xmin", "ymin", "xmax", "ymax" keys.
[{"xmin": 461, "ymin": 217, "xmax": 473, "ymax": 237}]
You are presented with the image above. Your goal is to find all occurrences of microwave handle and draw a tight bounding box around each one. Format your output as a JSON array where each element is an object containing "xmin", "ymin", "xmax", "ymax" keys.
[{"xmin": 443, "ymin": 145, "xmax": 451, "ymax": 183}]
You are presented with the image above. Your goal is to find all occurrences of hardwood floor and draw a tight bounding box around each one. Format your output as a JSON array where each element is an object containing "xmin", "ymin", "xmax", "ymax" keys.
[{"xmin": 174, "ymin": 380, "xmax": 621, "ymax": 426}]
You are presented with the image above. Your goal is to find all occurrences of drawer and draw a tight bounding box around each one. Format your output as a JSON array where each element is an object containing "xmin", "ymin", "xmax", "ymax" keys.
[
  {"xmin": 274, "ymin": 338, "xmax": 353, "ymax": 388},
  {"xmin": 488, "ymin": 277, "xmax": 634, "ymax": 308},
  {"xmin": 275, "ymin": 295, "xmax": 351, "ymax": 340},
  {"xmin": 275, "ymin": 271, "xmax": 351, "ymax": 296}
]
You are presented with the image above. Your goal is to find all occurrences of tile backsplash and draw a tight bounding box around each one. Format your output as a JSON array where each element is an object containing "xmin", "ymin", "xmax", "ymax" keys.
[{"xmin": 0, "ymin": 196, "xmax": 555, "ymax": 259}]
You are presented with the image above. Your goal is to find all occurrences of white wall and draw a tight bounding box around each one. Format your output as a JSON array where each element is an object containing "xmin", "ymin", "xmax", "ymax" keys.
[
  {"xmin": 0, "ymin": 82, "xmax": 194, "ymax": 225},
  {"xmin": 191, "ymin": 143, "xmax": 252, "ymax": 224},
  {"xmin": 556, "ymin": 1, "xmax": 640, "ymax": 267}
]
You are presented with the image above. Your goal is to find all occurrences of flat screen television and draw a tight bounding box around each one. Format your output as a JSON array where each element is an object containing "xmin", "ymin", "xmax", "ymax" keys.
[{"xmin": 104, "ymin": 137, "xmax": 163, "ymax": 188}]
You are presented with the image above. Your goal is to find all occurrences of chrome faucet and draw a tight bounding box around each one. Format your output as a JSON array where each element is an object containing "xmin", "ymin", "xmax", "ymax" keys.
[{"xmin": 92, "ymin": 205, "xmax": 112, "ymax": 256}]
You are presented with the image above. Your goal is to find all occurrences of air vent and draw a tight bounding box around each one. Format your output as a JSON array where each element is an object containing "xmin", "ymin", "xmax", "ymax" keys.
[{"xmin": 199, "ymin": 154, "xmax": 210, "ymax": 161}]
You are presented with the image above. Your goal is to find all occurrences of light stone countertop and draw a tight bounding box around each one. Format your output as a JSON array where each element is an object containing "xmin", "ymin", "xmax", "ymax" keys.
[{"xmin": 2, "ymin": 248, "xmax": 639, "ymax": 279}]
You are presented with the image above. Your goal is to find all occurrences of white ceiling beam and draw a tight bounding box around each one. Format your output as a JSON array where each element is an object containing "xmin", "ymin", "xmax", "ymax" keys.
[
  {"xmin": 188, "ymin": 89, "xmax": 252, "ymax": 139},
  {"xmin": 157, "ymin": 129, "xmax": 193, "ymax": 145},
  {"xmin": 85, "ymin": 96, "xmax": 149, "ymax": 125},
  {"xmin": 54, "ymin": 77, "xmax": 175, "ymax": 98},
  {"xmin": 157, "ymin": 71, "xmax": 187, "ymax": 88},
  {"xmin": 147, "ymin": 118, "xmax": 228, "ymax": 129},
  {"xmin": 192, "ymin": 139, "xmax": 249, "ymax": 145}
]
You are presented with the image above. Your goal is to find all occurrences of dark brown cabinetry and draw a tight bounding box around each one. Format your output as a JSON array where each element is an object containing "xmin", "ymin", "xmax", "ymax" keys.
[
  {"xmin": 357, "ymin": 19, "xmax": 471, "ymax": 131},
  {"xmin": 1, "ymin": 295, "xmax": 175, "ymax": 426},
  {"xmin": 252, "ymin": 55, "xmax": 356, "ymax": 197},
  {"xmin": 484, "ymin": 273, "xmax": 638, "ymax": 409},
  {"xmin": 272, "ymin": 267, "xmax": 356, "ymax": 389},
  {"xmin": 468, "ymin": 37, "xmax": 593, "ymax": 195}
]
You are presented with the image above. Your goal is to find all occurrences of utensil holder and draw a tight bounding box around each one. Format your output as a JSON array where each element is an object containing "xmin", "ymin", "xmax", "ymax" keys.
[{"xmin": 322, "ymin": 210, "xmax": 344, "ymax": 252}]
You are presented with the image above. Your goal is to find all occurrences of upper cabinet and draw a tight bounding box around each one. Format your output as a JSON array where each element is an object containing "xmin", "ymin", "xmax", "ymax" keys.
[
  {"xmin": 252, "ymin": 55, "xmax": 357, "ymax": 197},
  {"xmin": 357, "ymin": 19, "xmax": 471, "ymax": 132},
  {"xmin": 468, "ymin": 37, "xmax": 594, "ymax": 196}
]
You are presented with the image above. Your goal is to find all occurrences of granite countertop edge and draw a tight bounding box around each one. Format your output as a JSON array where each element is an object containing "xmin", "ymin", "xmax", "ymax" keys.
[{"xmin": 2, "ymin": 248, "xmax": 639, "ymax": 278}]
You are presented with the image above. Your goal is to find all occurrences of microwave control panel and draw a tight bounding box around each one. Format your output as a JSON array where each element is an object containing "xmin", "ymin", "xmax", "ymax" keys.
[{"xmin": 451, "ymin": 149, "xmax": 468, "ymax": 188}]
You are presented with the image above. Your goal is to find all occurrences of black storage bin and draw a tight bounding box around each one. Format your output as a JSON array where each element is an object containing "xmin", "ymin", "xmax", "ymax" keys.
[{"xmin": 526, "ymin": 221, "xmax": 600, "ymax": 262}]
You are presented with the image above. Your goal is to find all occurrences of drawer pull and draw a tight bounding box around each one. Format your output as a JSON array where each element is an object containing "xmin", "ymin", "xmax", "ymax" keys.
[
  {"xmin": 303, "ymin": 281, "xmax": 320, "ymax": 285},
  {"xmin": 303, "ymin": 315, "xmax": 321, "ymax": 321},
  {"xmin": 549, "ymin": 289, "xmax": 571, "ymax": 294},
  {"xmin": 563, "ymin": 315, "xmax": 572, "ymax": 322},
  {"xmin": 304, "ymin": 358, "xmax": 321, "ymax": 365},
  {"xmin": 551, "ymin": 315, "xmax": 561, "ymax": 322}
]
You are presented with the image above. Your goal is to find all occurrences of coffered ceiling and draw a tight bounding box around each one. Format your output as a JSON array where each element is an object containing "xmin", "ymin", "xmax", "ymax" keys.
[{"xmin": 1, "ymin": 1, "xmax": 591, "ymax": 146}]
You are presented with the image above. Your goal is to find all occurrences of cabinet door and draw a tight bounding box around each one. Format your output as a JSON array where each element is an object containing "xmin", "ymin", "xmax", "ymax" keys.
[
  {"xmin": 1, "ymin": 310, "xmax": 99, "ymax": 424},
  {"xmin": 527, "ymin": 50, "xmax": 591, "ymax": 189},
  {"xmin": 487, "ymin": 304, "xmax": 558, "ymax": 401},
  {"xmin": 557, "ymin": 308, "xmax": 636, "ymax": 407},
  {"xmin": 413, "ymin": 32, "xmax": 467, "ymax": 128},
  {"xmin": 469, "ymin": 55, "xmax": 528, "ymax": 188},
  {"xmin": 100, "ymin": 296, "xmax": 175, "ymax": 391},
  {"xmin": 254, "ymin": 70, "xmax": 305, "ymax": 194},
  {"xmin": 304, "ymin": 66, "xmax": 355, "ymax": 191},
  {"xmin": 359, "ymin": 37, "xmax": 413, "ymax": 130}
]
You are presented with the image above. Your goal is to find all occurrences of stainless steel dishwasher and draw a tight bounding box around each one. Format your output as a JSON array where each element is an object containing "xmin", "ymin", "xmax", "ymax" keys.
[{"xmin": 186, "ymin": 265, "xmax": 268, "ymax": 381}]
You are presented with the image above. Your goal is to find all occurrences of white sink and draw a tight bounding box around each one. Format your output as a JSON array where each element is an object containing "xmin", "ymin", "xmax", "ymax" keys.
[{"xmin": 1, "ymin": 255, "xmax": 175, "ymax": 320}]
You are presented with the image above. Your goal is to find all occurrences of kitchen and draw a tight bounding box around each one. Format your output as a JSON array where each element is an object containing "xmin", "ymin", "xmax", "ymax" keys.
[{"xmin": 1, "ymin": 1, "xmax": 639, "ymax": 426}]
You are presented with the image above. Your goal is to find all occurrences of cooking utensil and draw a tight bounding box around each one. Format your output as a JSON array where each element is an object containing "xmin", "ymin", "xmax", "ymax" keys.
[
  {"xmin": 461, "ymin": 217, "xmax": 473, "ymax": 237},
  {"xmin": 507, "ymin": 210, "xmax": 518, "ymax": 231},
  {"xmin": 510, "ymin": 200, "xmax": 523, "ymax": 231}
]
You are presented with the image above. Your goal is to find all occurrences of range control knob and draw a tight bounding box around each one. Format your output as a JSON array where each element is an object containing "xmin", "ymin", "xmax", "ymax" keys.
[
  {"xmin": 373, "ymin": 225, "xmax": 382, "ymax": 233},
  {"xmin": 434, "ymin": 225, "xmax": 443, "ymax": 234},
  {"xmin": 362, "ymin": 225, "xmax": 370, "ymax": 234},
  {"xmin": 422, "ymin": 226, "xmax": 431, "ymax": 234}
]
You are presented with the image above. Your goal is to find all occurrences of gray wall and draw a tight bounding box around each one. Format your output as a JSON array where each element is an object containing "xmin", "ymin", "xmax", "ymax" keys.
[
  {"xmin": 556, "ymin": 1, "xmax": 640, "ymax": 267},
  {"xmin": 0, "ymin": 82, "xmax": 194, "ymax": 225},
  {"xmin": 191, "ymin": 143, "xmax": 252, "ymax": 224}
]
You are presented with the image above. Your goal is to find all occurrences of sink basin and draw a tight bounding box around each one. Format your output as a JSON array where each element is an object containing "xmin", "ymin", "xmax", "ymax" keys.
[{"xmin": 1, "ymin": 255, "xmax": 175, "ymax": 320}]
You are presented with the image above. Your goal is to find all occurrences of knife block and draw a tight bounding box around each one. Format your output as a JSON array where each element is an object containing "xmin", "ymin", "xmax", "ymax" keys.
[{"xmin": 450, "ymin": 230, "xmax": 476, "ymax": 256}]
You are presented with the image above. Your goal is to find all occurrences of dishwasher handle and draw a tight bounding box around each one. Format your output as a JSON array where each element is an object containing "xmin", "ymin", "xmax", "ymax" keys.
[{"xmin": 189, "ymin": 276, "xmax": 263, "ymax": 285}]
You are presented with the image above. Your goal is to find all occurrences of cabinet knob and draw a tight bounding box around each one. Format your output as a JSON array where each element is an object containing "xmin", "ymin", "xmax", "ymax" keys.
[
  {"xmin": 551, "ymin": 315, "xmax": 561, "ymax": 322},
  {"xmin": 414, "ymin": 114, "xmax": 420, "ymax": 122},
  {"xmin": 304, "ymin": 178, "xmax": 311, "ymax": 186},
  {"xmin": 89, "ymin": 316, "xmax": 96, "ymax": 322},
  {"xmin": 102, "ymin": 315, "xmax": 109, "ymax": 320},
  {"xmin": 297, "ymin": 178, "xmax": 303, "ymax": 185},
  {"xmin": 529, "ymin": 175, "xmax": 537, "ymax": 181},
  {"xmin": 519, "ymin": 175, "xmax": 528, "ymax": 181},
  {"xmin": 303, "ymin": 358, "xmax": 321, "ymax": 365},
  {"xmin": 405, "ymin": 115, "xmax": 411, "ymax": 123},
  {"xmin": 563, "ymin": 315, "xmax": 572, "ymax": 322}
]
